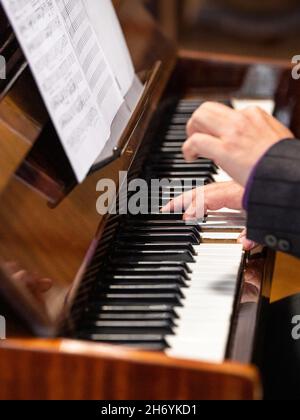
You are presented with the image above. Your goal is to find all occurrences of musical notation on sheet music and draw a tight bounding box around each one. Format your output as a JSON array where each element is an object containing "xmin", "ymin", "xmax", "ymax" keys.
[
  {"xmin": 1, "ymin": 0, "xmax": 133, "ymax": 182},
  {"xmin": 85, "ymin": 0, "xmax": 135, "ymax": 97},
  {"xmin": 57, "ymin": 0, "xmax": 123, "ymax": 126}
]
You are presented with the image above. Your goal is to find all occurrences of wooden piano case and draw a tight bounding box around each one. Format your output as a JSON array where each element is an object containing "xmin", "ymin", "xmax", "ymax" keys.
[{"xmin": 0, "ymin": 0, "xmax": 299, "ymax": 400}]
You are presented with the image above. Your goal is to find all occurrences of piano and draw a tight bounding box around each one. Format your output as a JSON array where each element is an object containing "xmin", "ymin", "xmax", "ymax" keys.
[{"xmin": 0, "ymin": 0, "xmax": 299, "ymax": 400}]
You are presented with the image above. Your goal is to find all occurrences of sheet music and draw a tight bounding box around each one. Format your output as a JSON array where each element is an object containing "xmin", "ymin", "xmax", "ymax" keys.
[
  {"xmin": 56, "ymin": 0, "xmax": 123, "ymax": 126},
  {"xmin": 1, "ymin": 0, "xmax": 134, "ymax": 182},
  {"xmin": 84, "ymin": 0, "xmax": 135, "ymax": 97}
]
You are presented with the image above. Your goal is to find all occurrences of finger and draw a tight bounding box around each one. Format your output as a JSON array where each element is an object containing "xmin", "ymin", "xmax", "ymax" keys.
[
  {"xmin": 2, "ymin": 261, "xmax": 21, "ymax": 276},
  {"xmin": 204, "ymin": 185, "xmax": 228, "ymax": 211},
  {"xmin": 183, "ymin": 200, "xmax": 206, "ymax": 221},
  {"xmin": 35, "ymin": 278, "xmax": 53, "ymax": 293},
  {"xmin": 237, "ymin": 230, "xmax": 257, "ymax": 251},
  {"xmin": 187, "ymin": 102, "xmax": 239, "ymax": 138},
  {"xmin": 183, "ymin": 182, "xmax": 238, "ymax": 220},
  {"xmin": 238, "ymin": 228, "xmax": 247, "ymax": 239},
  {"xmin": 240, "ymin": 237, "xmax": 257, "ymax": 251},
  {"xmin": 12, "ymin": 270, "xmax": 52, "ymax": 294},
  {"xmin": 161, "ymin": 189, "xmax": 195, "ymax": 213},
  {"xmin": 182, "ymin": 133, "xmax": 224, "ymax": 162}
]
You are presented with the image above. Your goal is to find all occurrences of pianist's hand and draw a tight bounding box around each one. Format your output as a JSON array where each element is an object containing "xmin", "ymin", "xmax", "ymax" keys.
[
  {"xmin": 238, "ymin": 229, "xmax": 258, "ymax": 252},
  {"xmin": 183, "ymin": 102, "xmax": 294, "ymax": 186},
  {"xmin": 161, "ymin": 181, "xmax": 258, "ymax": 251},
  {"xmin": 2, "ymin": 261, "xmax": 53, "ymax": 295},
  {"xmin": 161, "ymin": 181, "xmax": 243, "ymax": 220}
]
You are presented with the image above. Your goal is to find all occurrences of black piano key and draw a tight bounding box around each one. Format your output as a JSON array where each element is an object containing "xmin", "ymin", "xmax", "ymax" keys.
[
  {"xmin": 170, "ymin": 115, "xmax": 191, "ymax": 125},
  {"xmin": 87, "ymin": 312, "xmax": 177, "ymax": 322},
  {"xmin": 115, "ymin": 242, "xmax": 196, "ymax": 256},
  {"xmin": 175, "ymin": 102, "xmax": 204, "ymax": 112},
  {"xmin": 104, "ymin": 268, "xmax": 191, "ymax": 281},
  {"xmin": 151, "ymin": 153, "xmax": 185, "ymax": 160},
  {"xmin": 133, "ymin": 213, "xmax": 185, "ymax": 221},
  {"xmin": 107, "ymin": 261, "xmax": 191, "ymax": 272},
  {"xmin": 111, "ymin": 250, "xmax": 196, "ymax": 263},
  {"xmin": 152, "ymin": 161, "xmax": 217, "ymax": 170},
  {"xmin": 86, "ymin": 320, "xmax": 174, "ymax": 334},
  {"xmin": 76, "ymin": 332, "xmax": 168, "ymax": 349},
  {"xmin": 175, "ymin": 105, "xmax": 198, "ymax": 111},
  {"xmin": 121, "ymin": 225, "xmax": 201, "ymax": 240},
  {"xmin": 163, "ymin": 133, "xmax": 186, "ymax": 141},
  {"xmin": 112, "ymin": 343, "xmax": 168, "ymax": 351},
  {"xmin": 125, "ymin": 219, "xmax": 201, "ymax": 232},
  {"xmin": 90, "ymin": 293, "xmax": 183, "ymax": 306},
  {"xmin": 154, "ymin": 177, "xmax": 212, "ymax": 185},
  {"xmin": 99, "ymin": 276, "xmax": 188, "ymax": 288},
  {"xmin": 102, "ymin": 283, "xmax": 186, "ymax": 293},
  {"xmin": 158, "ymin": 147, "xmax": 185, "ymax": 154},
  {"xmin": 84, "ymin": 306, "xmax": 179, "ymax": 325},
  {"xmin": 117, "ymin": 232, "xmax": 200, "ymax": 245},
  {"xmin": 78, "ymin": 321, "xmax": 174, "ymax": 335},
  {"xmin": 107, "ymin": 260, "xmax": 192, "ymax": 274},
  {"xmin": 101, "ymin": 273, "xmax": 185, "ymax": 282},
  {"xmin": 150, "ymin": 163, "xmax": 217, "ymax": 173},
  {"xmin": 160, "ymin": 140, "xmax": 186, "ymax": 147},
  {"xmin": 152, "ymin": 172, "xmax": 214, "ymax": 181},
  {"xmin": 158, "ymin": 189, "xmax": 198, "ymax": 196},
  {"xmin": 87, "ymin": 303, "xmax": 177, "ymax": 313},
  {"xmin": 156, "ymin": 157, "xmax": 216, "ymax": 164}
]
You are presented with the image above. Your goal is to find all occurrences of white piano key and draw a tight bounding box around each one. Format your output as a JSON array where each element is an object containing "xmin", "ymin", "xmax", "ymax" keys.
[
  {"xmin": 232, "ymin": 98, "xmax": 275, "ymax": 116},
  {"xmin": 166, "ymin": 242, "xmax": 243, "ymax": 363},
  {"xmin": 213, "ymin": 168, "xmax": 232, "ymax": 183}
]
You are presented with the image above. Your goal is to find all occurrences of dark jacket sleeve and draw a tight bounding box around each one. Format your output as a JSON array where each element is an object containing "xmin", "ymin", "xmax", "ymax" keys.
[{"xmin": 247, "ymin": 138, "xmax": 300, "ymax": 258}]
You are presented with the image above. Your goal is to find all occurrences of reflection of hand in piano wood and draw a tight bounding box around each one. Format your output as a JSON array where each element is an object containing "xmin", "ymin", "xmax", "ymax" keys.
[
  {"xmin": 1, "ymin": 260, "xmax": 53, "ymax": 302},
  {"xmin": 161, "ymin": 180, "xmax": 243, "ymax": 220},
  {"xmin": 241, "ymin": 259, "xmax": 264, "ymax": 304}
]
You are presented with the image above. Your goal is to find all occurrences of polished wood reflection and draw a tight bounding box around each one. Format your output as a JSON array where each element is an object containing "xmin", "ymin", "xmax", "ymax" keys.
[{"xmin": 0, "ymin": 339, "xmax": 261, "ymax": 400}]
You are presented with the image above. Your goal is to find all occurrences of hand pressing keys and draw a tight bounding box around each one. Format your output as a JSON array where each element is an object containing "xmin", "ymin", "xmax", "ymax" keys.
[
  {"xmin": 183, "ymin": 102, "xmax": 294, "ymax": 186},
  {"xmin": 161, "ymin": 181, "xmax": 257, "ymax": 251},
  {"xmin": 161, "ymin": 181, "xmax": 243, "ymax": 220}
]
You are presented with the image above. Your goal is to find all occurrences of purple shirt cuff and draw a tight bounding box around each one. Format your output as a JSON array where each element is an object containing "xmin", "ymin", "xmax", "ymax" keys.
[{"xmin": 242, "ymin": 165, "xmax": 257, "ymax": 210}]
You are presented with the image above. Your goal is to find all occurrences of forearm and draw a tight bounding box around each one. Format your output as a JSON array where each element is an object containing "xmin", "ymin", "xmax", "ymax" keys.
[{"xmin": 246, "ymin": 139, "xmax": 300, "ymax": 257}]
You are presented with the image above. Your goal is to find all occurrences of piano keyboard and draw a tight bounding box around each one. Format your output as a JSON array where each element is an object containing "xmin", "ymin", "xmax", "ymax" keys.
[{"xmin": 74, "ymin": 98, "xmax": 247, "ymax": 363}]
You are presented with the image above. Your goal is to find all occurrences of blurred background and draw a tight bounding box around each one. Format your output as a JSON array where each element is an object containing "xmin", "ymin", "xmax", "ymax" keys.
[{"xmin": 143, "ymin": 0, "xmax": 300, "ymax": 59}]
